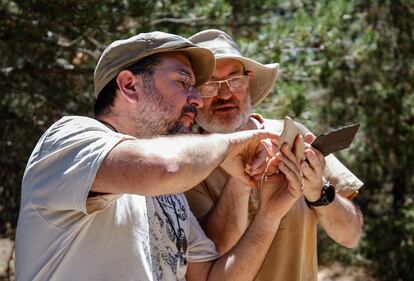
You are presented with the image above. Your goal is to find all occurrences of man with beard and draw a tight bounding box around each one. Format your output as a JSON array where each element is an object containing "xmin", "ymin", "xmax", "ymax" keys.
[
  {"xmin": 15, "ymin": 31, "xmax": 305, "ymax": 281},
  {"xmin": 185, "ymin": 29, "xmax": 364, "ymax": 281}
]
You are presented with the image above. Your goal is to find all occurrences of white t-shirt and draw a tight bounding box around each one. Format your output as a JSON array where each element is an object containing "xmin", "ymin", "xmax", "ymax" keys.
[{"xmin": 15, "ymin": 116, "xmax": 218, "ymax": 281}]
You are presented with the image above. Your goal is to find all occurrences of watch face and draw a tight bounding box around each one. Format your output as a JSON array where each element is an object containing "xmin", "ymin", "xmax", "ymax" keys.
[
  {"xmin": 305, "ymin": 182, "xmax": 336, "ymax": 207},
  {"xmin": 324, "ymin": 184, "xmax": 336, "ymax": 202}
]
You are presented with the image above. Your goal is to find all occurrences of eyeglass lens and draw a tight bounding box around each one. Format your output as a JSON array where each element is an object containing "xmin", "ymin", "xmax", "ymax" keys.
[{"xmin": 199, "ymin": 76, "xmax": 249, "ymax": 97}]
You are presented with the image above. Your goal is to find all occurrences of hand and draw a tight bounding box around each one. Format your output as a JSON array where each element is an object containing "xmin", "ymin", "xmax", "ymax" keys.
[
  {"xmin": 258, "ymin": 144, "xmax": 303, "ymax": 219},
  {"xmin": 292, "ymin": 134, "xmax": 305, "ymax": 162},
  {"xmin": 245, "ymin": 138, "xmax": 278, "ymax": 180},
  {"xmin": 247, "ymin": 134, "xmax": 305, "ymax": 180},
  {"xmin": 301, "ymin": 133, "xmax": 326, "ymax": 201},
  {"xmin": 220, "ymin": 130, "xmax": 279, "ymax": 188}
]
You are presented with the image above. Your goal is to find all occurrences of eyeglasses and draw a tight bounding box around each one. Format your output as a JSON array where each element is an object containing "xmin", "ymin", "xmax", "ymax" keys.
[
  {"xmin": 131, "ymin": 67, "xmax": 198, "ymax": 96},
  {"xmin": 178, "ymin": 80, "xmax": 199, "ymax": 95},
  {"xmin": 199, "ymin": 75, "xmax": 250, "ymax": 98}
]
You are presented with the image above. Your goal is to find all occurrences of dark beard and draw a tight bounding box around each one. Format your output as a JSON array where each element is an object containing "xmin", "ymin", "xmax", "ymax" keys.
[
  {"xmin": 167, "ymin": 105, "xmax": 198, "ymax": 135},
  {"xmin": 139, "ymin": 75, "xmax": 199, "ymax": 136}
]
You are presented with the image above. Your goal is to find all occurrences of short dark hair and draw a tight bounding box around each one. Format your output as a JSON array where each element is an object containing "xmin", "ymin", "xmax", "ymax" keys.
[{"xmin": 94, "ymin": 54, "xmax": 162, "ymax": 116}]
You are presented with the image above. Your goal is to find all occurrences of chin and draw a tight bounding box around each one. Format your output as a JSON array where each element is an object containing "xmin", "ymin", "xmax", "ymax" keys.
[
  {"xmin": 197, "ymin": 115, "xmax": 245, "ymax": 134},
  {"xmin": 180, "ymin": 128, "xmax": 193, "ymax": 134},
  {"xmin": 167, "ymin": 123, "xmax": 193, "ymax": 135},
  {"xmin": 205, "ymin": 122, "xmax": 242, "ymax": 133}
]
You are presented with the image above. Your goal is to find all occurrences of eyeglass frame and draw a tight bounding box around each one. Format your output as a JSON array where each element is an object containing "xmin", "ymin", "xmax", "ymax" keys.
[
  {"xmin": 127, "ymin": 67, "xmax": 200, "ymax": 96},
  {"xmin": 198, "ymin": 72, "xmax": 252, "ymax": 98}
]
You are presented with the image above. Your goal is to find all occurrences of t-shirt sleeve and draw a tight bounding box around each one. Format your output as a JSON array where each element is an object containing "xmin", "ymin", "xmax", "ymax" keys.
[
  {"xmin": 26, "ymin": 117, "xmax": 131, "ymax": 215},
  {"xmin": 184, "ymin": 182, "xmax": 216, "ymax": 220},
  {"xmin": 295, "ymin": 121, "xmax": 364, "ymax": 199},
  {"xmin": 324, "ymin": 154, "xmax": 363, "ymax": 199},
  {"xmin": 186, "ymin": 205, "xmax": 219, "ymax": 263}
]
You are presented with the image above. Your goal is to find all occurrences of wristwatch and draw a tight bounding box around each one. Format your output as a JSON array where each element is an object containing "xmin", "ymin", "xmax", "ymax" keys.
[{"xmin": 305, "ymin": 182, "xmax": 336, "ymax": 207}]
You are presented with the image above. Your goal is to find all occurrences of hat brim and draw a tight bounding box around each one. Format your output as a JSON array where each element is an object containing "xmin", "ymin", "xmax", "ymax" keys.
[
  {"xmin": 179, "ymin": 47, "xmax": 215, "ymax": 87},
  {"xmin": 215, "ymin": 54, "xmax": 279, "ymax": 106}
]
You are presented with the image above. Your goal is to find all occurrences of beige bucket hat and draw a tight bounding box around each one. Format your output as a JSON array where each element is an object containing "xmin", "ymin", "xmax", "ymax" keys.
[
  {"xmin": 189, "ymin": 29, "xmax": 279, "ymax": 107},
  {"xmin": 94, "ymin": 31, "xmax": 215, "ymax": 97}
]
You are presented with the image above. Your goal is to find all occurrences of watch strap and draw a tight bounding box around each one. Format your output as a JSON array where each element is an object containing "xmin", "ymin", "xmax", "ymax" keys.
[{"xmin": 305, "ymin": 182, "xmax": 336, "ymax": 207}]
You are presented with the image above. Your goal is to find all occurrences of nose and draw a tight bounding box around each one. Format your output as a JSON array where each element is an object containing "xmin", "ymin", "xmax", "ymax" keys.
[
  {"xmin": 217, "ymin": 82, "xmax": 232, "ymax": 100},
  {"xmin": 187, "ymin": 88, "xmax": 204, "ymax": 108}
]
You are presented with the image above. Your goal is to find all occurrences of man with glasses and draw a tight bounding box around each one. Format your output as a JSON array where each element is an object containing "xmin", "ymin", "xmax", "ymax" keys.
[
  {"xmin": 185, "ymin": 29, "xmax": 364, "ymax": 281},
  {"xmin": 15, "ymin": 31, "xmax": 305, "ymax": 281}
]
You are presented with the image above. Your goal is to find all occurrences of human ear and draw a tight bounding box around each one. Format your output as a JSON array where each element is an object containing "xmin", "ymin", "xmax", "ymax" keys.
[
  {"xmin": 246, "ymin": 70, "xmax": 253, "ymax": 80},
  {"xmin": 116, "ymin": 70, "xmax": 142, "ymax": 104}
]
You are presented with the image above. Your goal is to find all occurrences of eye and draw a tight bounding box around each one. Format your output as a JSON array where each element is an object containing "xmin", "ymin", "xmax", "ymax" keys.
[
  {"xmin": 228, "ymin": 76, "xmax": 248, "ymax": 91},
  {"xmin": 200, "ymin": 83, "xmax": 219, "ymax": 97},
  {"xmin": 177, "ymin": 80, "xmax": 189, "ymax": 90},
  {"xmin": 179, "ymin": 79, "xmax": 197, "ymax": 93},
  {"xmin": 228, "ymin": 76, "xmax": 243, "ymax": 85}
]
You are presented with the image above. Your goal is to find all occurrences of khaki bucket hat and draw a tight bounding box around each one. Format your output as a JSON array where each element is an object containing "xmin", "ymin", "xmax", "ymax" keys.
[
  {"xmin": 189, "ymin": 29, "xmax": 279, "ymax": 107},
  {"xmin": 94, "ymin": 31, "xmax": 215, "ymax": 97}
]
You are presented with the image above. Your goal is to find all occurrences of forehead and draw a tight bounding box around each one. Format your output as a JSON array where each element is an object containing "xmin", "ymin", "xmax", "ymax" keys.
[
  {"xmin": 212, "ymin": 59, "xmax": 244, "ymax": 79},
  {"xmin": 156, "ymin": 52, "xmax": 194, "ymax": 78}
]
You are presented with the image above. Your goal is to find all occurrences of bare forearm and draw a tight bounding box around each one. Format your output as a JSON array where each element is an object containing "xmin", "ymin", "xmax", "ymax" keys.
[
  {"xmin": 92, "ymin": 134, "xmax": 228, "ymax": 196},
  {"xmin": 188, "ymin": 145, "xmax": 304, "ymax": 281},
  {"xmin": 201, "ymin": 177, "xmax": 251, "ymax": 255},
  {"xmin": 207, "ymin": 211, "xmax": 281, "ymax": 281},
  {"xmin": 312, "ymin": 194, "xmax": 363, "ymax": 248}
]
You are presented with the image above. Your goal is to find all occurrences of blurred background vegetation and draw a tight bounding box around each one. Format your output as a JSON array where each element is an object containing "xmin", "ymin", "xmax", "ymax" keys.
[{"xmin": 0, "ymin": 0, "xmax": 413, "ymax": 280}]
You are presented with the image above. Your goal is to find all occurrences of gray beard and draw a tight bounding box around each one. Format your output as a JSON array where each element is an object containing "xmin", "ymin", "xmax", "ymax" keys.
[
  {"xmin": 196, "ymin": 113, "xmax": 247, "ymax": 133},
  {"xmin": 196, "ymin": 102, "xmax": 252, "ymax": 133}
]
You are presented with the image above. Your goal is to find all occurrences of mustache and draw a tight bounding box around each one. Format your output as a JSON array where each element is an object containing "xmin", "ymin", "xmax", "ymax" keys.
[
  {"xmin": 181, "ymin": 105, "xmax": 198, "ymax": 117},
  {"xmin": 211, "ymin": 98, "xmax": 239, "ymax": 110}
]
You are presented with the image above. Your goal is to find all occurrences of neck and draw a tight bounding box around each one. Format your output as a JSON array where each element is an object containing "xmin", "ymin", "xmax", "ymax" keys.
[
  {"xmin": 239, "ymin": 117, "xmax": 260, "ymax": 131},
  {"xmin": 96, "ymin": 113, "xmax": 132, "ymax": 136},
  {"xmin": 98, "ymin": 119, "xmax": 118, "ymax": 132}
]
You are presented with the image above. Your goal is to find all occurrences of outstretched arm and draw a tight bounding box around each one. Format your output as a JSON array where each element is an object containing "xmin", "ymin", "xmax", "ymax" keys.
[{"xmin": 91, "ymin": 130, "xmax": 277, "ymax": 196}]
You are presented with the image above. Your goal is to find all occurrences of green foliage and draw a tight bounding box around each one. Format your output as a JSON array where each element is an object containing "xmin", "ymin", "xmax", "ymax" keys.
[
  {"xmin": 364, "ymin": 203, "xmax": 414, "ymax": 280},
  {"xmin": 1, "ymin": 0, "xmax": 413, "ymax": 280}
]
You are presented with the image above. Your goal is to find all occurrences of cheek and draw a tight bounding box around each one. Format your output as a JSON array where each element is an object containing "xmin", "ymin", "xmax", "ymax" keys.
[
  {"xmin": 234, "ymin": 91, "xmax": 249, "ymax": 104},
  {"xmin": 158, "ymin": 82, "xmax": 188, "ymax": 107},
  {"xmin": 199, "ymin": 98, "xmax": 214, "ymax": 112}
]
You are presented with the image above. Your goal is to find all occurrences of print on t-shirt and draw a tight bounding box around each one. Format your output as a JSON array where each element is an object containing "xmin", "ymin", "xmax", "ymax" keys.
[{"xmin": 148, "ymin": 195, "xmax": 189, "ymax": 280}]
